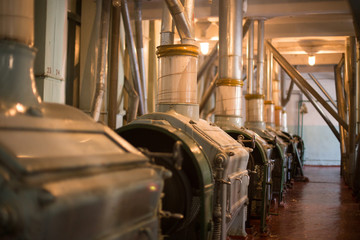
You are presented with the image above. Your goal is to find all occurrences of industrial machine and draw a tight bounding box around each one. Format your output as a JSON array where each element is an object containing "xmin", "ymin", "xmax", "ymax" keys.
[
  {"xmin": 117, "ymin": 1, "xmax": 250, "ymax": 239},
  {"xmin": 0, "ymin": 1, "xmax": 167, "ymax": 239}
]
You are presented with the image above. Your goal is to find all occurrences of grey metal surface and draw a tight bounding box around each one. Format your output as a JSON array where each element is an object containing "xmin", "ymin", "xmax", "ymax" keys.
[
  {"xmin": 137, "ymin": 111, "xmax": 250, "ymax": 239},
  {"xmin": 0, "ymin": 37, "xmax": 165, "ymax": 240},
  {"xmin": 121, "ymin": 0, "xmax": 146, "ymax": 115},
  {"xmin": 0, "ymin": 42, "xmax": 41, "ymax": 111},
  {"xmin": 0, "ymin": 101, "xmax": 166, "ymax": 240}
]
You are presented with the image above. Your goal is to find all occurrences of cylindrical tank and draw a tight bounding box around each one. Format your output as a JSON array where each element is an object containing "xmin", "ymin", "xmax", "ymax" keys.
[
  {"xmin": 157, "ymin": 44, "xmax": 199, "ymax": 119},
  {"xmin": 0, "ymin": 0, "xmax": 34, "ymax": 46},
  {"xmin": 264, "ymin": 100, "xmax": 275, "ymax": 127},
  {"xmin": 244, "ymin": 94, "xmax": 265, "ymax": 129}
]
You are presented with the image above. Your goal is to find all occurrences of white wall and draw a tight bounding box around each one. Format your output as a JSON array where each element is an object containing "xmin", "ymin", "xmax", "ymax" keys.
[{"xmin": 284, "ymin": 69, "xmax": 340, "ymax": 166}]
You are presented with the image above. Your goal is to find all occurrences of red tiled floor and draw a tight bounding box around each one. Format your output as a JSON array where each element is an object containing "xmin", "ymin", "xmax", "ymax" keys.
[{"xmin": 247, "ymin": 166, "xmax": 360, "ymax": 240}]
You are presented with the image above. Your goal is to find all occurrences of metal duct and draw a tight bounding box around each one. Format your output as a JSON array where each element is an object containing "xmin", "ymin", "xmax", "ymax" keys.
[
  {"xmin": 244, "ymin": 19, "xmax": 265, "ymax": 130},
  {"xmin": 164, "ymin": 0, "xmax": 193, "ymax": 44},
  {"xmin": 121, "ymin": 0, "xmax": 146, "ymax": 115},
  {"xmin": 134, "ymin": 0, "xmax": 147, "ymax": 113},
  {"xmin": 215, "ymin": 0, "xmax": 244, "ymax": 127},
  {"xmin": 0, "ymin": 0, "xmax": 41, "ymax": 111},
  {"xmin": 157, "ymin": 0, "xmax": 199, "ymax": 119},
  {"xmin": 264, "ymin": 49, "xmax": 275, "ymax": 127},
  {"xmin": 160, "ymin": 2, "xmax": 175, "ymax": 45},
  {"xmin": 272, "ymin": 61, "xmax": 281, "ymax": 107},
  {"xmin": 108, "ymin": 4, "xmax": 121, "ymax": 129},
  {"xmin": 282, "ymin": 109, "xmax": 288, "ymax": 132},
  {"xmin": 256, "ymin": 19, "xmax": 265, "ymax": 95},
  {"xmin": 247, "ymin": 21, "xmax": 254, "ymax": 94},
  {"xmin": 265, "ymin": 50, "xmax": 273, "ymax": 101},
  {"xmin": 91, "ymin": 0, "xmax": 111, "ymax": 121}
]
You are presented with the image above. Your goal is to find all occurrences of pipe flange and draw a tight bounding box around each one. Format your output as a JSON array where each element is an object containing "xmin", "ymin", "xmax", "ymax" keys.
[
  {"xmin": 216, "ymin": 78, "xmax": 244, "ymax": 87},
  {"xmin": 244, "ymin": 94, "xmax": 265, "ymax": 100},
  {"xmin": 156, "ymin": 44, "xmax": 199, "ymax": 57}
]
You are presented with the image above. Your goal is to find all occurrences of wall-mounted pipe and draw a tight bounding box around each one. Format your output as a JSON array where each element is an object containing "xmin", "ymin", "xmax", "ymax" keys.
[
  {"xmin": 308, "ymin": 73, "xmax": 337, "ymax": 109},
  {"xmin": 164, "ymin": 0, "xmax": 193, "ymax": 43},
  {"xmin": 91, "ymin": 0, "xmax": 111, "ymax": 121},
  {"xmin": 160, "ymin": 2, "xmax": 175, "ymax": 45},
  {"xmin": 121, "ymin": 0, "xmax": 145, "ymax": 115},
  {"xmin": 134, "ymin": 0, "xmax": 147, "ymax": 114},
  {"xmin": 266, "ymin": 41, "xmax": 349, "ymax": 130}
]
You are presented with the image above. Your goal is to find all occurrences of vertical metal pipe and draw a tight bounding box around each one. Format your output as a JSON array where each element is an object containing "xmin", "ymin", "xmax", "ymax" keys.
[
  {"xmin": 247, "ymin": 21, "xmax": 254, "ymax": 94},
  {"xmin": 200, "ymin": 72, "xmax": 218, "ymax": 112},
  {"xmin": 134, "ymin": 0, "xmax": 147, "ymax": 114},
  {"xmin": 160, "ymin": 2, "xmax": 175, "ymax": 45},
  {"xmin": 121, "ymin": 0, "xmax": 145, "ymax": 115},
  {"xmin": 219, "ymin": 0, "xmax": 242, "ymax": 81},
  {"xmin": 91, "ymin": 0, "xmax": 111, "ymax": 121},
  {"xmin": 108, "ymin": 4, "xmax": 120, "ymax": 129},
  {"xmin": 308, "ymin": 73, "xmax": 337, "ymax": 109},
  {"xmin": 265, "ymin": 49, "xmax": 273, "ymax": 101},
  {"xmin": 256, "ymin": 19, "xmax": 265, "ymax": 95},
  {"xmin": 215, "ymin": 0, "xmax": 244, "ymax": 125},
  {"xmin": 197, "ymin": 42, "xmax": 218, "ymax": 82}
]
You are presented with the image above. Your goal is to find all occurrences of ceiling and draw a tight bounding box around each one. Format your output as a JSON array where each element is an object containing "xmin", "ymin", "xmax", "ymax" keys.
[{"xmin": 129, "ymin": 0, "xmax": 355, "ymax": 66}]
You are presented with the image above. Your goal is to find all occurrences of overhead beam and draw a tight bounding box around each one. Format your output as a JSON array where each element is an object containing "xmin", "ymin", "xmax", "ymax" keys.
[{"xmin": 266, "ymin": 40, "xmax": 348, "ymax": 131}]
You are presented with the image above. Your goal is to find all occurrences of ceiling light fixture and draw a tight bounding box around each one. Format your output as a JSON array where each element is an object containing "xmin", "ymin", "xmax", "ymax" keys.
[
  {"xmin": 200, "ymin": 42, "xmax": 210, "ymax": 55},
  {"xmin": 308, "ymin": 55, "xmax": 315, "ymax": 66}
]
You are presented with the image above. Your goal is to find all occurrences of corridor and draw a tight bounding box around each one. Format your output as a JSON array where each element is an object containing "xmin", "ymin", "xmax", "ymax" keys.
[{"xmin": 250, "ymin": 166, "xmax": 360, "ymax": 240}]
